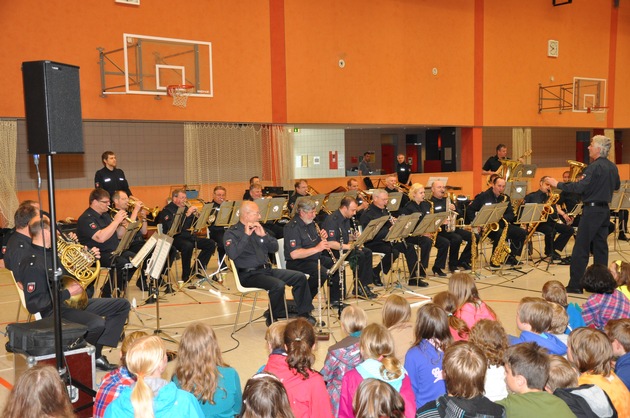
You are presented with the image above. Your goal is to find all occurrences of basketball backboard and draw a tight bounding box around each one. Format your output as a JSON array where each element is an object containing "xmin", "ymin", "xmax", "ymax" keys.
[
  {"xmin": 99, "ymin": 33, "xmax": 212, "ymax": 97},
  {"xmin": 573, "ymin": 77, "xmax": 606, "ymax": 112}
]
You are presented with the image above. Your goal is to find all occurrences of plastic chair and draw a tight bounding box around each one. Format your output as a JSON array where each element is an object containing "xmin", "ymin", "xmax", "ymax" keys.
[
  {"xmin": 10, "ymin": 271, "xmax": 41, "ymax": 322},
  {"xmin": 229, "ymin": 258, "xmax": 275, "ymax": 332}
]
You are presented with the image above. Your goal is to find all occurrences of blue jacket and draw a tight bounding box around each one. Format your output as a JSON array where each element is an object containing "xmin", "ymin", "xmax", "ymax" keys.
[
  {"xmin": 615, "ymin": 352, "xmax": 630, "ymax": 391},
  {"xmin": 404, "ymin": 339, "xmax": 447, "ymax": 409},
  {"xmin": 508, "ymin": 331, "xmax": 567, "ymax": 355}
]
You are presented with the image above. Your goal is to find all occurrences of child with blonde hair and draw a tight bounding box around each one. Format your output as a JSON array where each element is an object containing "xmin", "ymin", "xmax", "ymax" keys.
[
  {"xmin": 104, "ymin": 335, "xmax": 203, "ymax": 418},
  {"xmin": 567, "ymin": 327, "xmax": 630, "ymax": 416},
  {"xmin": 405, "ymin": 303, "xmax": 453, "ymax": 409},
  {"xmin": 322, "ymin": 305, "xmax": 368, "ymax": 416},
  {"xmin": 609, "ymin": 259, "xmax": 630, "ymax": 300},
  {"xmin": 448, "ymin": 273, "xmax": 496, "ymax": 329},
  {"xmin": 548, "ymin": 302, "xmax": 569, "ymax": 345},
  {"xmin": 382, "ymin": 294, "xmax": 415, "ymax": 362},
  {"xmin": 508, "ymin": 297, "xmax": 567, "ymax": 355},
  {"xmin": 604, "ymin": 318, "xmax": 630, "ymax": 389},
  {"xmin": 339, "ymin": 323, "xmax": 416, "ymax": 418},
  {"xmin": 469, "ymin": 320, "xmax": 509, "ymax": 401},
  {"xmin": 542, "ymin": 280, "xmax": 585, "ymax": 333},
  {"xmin": 239, "ymin": 373, "xmax": 295, "ymax": 418},
  {"xmin": 353, "ymin": 378, "xmax": 405, "ymax": 418},
  {"xmin": 432, "ymin": 291, "xmax": 469, "ymax": 341}
]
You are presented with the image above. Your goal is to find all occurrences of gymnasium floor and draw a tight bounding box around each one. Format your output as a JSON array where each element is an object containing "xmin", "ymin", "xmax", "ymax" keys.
[{"xmin": 0, "ymin": 236, "xmax": 605, "ymax": 413}]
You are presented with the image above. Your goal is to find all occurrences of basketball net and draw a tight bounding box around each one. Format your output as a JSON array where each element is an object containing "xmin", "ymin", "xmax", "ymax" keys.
[{"xmin": 167, "ymin": 85, "xmax": 194, "ymax": 108}]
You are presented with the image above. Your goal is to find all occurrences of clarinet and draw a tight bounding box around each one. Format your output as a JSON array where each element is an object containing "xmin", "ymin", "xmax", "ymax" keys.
[
  {"xmin": 315, "ymin": 223, "xmax": 337, "ymax": 263},
  {"xmin": 338, "ymin": 229, "xmax": 345, "ymax": 316}
]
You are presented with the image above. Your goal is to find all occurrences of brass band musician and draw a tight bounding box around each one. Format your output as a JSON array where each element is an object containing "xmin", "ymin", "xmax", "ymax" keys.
[
  {"xmin": 209, "ymin": 185, "xmax": 228, "ymax": 259},
  {"xmin": 523, "ymin": 176, "xmax": 573, "ymax": 263},
  {"xmin": 288, "ymin": 179, "xmax": 309, "ymax": 213},
  {"xmin": 468, "ymin": 177, "xmax": 526, "ymax": 268},
  {"xmin": 481, "ymin": 144, "xmax": 509, "ymax": 177},
  {"xmin": 346, "ymin": 178, "xmax": 369, "ymax": 212},
  {"xmin": 429, "ymin": 180, "xmax": 472, "ymax": 272},
  {"xmin": 384, "ymin": 175, "xmax": 410, "ymax": 216}
]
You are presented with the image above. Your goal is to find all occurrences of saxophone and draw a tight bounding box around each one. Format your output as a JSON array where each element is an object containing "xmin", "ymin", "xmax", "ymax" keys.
[
  {"xmin": 57, "ymin": 234, "xmax": 101, "ymax": 310},
  {"xmin": 426, "ymin": 200, "xmax": 439, "ymax": 246},
  {"xmin": 490, "ymin": 218, "xmax": 511, "ymax": 266},
  {"xmin": 446, "ymin": 196, "xmax": 457, "ymax": 232}
]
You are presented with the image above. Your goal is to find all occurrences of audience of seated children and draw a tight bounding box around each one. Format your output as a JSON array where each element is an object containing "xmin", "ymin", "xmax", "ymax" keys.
[
  {"xmin": 496, "ymin": 342, "xmax": 576, "ymax": 417},
  {"xmin": 382, "ymin": 295, "xmax": 416, "ymax": 363},
  {"xmin": 104, "ymin": 336, "xmax": 203, "ymax": 418},
  {"xmin": 416, "ymin": 342, "xmax": 505, "ymax": 418},
  {"xmin": 94, "ymin": 331, "xmax": 147, "ymax": 418},
  {"xmin": 432, "ymin": 291, "xmax": 470, "ymax": 341},
  {"xmin": 173, "ymin": 322, "xmax": 242, "ymax": 417},
  {"xmin": 352, "ymin": 378, "xmax": 406, "ymax": 418},
  {"xmin": 580, "ymin": 264, "xmax": 630, "ymax": 330},
  {"xmin": 469, "ymin": 319, "xmax": 509, "ymax": 402},
  {"xmin": 448, "ymin": 273, "xmax": 496, "ymax": 329},
  {"xmin": 404, "ymin": 303, "xmax": 452, "ymax": 410},
  {"xmin": 568, "ymin": 327, "xmax": 630, "ymax": 416},
  {"xmin": 609, "ymin": 260, "xmax": 630, "ymax": 300},
  {"xmin": 257, "ymin": 321, "xmax": 287, "ymax": 373},
  {"xmin": 239, "ymin": 373, "xmax": 296, "ymax": 418},
  {"xmin": 604, "ymin": 318, "xmax": 630, "ymax": 390},
  {"xmin": 321, "ymin": 305, "xmax": 368, "ymax": 416},
  {"xmin": 508, "ymin": 297, "xmax": 567, "ymax": 355},
  {"xmin": 263, "ymin": 318, "xmax": 334, "ymax": 417},
  {"xmin": 339, "ymin": 323, "xmax": 416, "ymax": 418},
  {"xmin": 542, "ymin": 280, "xmax": 585, "ymax": 334},
  {"xmin": 2, "ymin": 364, "xmax": 76, "ymax": 418},
  {"xmin": 548, "ymin": 302, "xmax": 570, "ymax": 345},
  {"xmin": 545, "ymin": 354, "xmax": 618, "ymax": 418}
]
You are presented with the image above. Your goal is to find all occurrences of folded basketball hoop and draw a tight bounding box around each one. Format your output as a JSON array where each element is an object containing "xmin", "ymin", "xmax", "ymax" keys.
[{"xmin": 166, "ymin": 84, "xmax": 194, "ymax": 108}]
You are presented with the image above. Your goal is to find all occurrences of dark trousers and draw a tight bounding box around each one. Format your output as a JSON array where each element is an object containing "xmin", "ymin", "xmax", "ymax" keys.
[
  {"xmin": 568, "ymin": 206, "xmax": 610, "ymax": 289},
  {"xmin": 406, "ymin": 236, "xmax": 433, "ymax": 275},
  {"xmin": 489, "ymin": 224, "xmax": 527, "ymax": 258},
  {"xmin": 61, "ymin": 298, "xmax": 130, "ymax": 356},
  {"xmin": 438, "ymin": 229, "xmax": 472, "ymax": 268},
  {"xmin": 173, "ymin": 235, "xmax": 216, "ymax": 280},
  {"xmin": 537, "ymin": 221, "xmax": 574, "ymax": 255},
  {"xmin": 239, "ymin": 267, "xmax": 313, "ymax": 318},
  {"xmin": 365, "ymin": 240, "xmax": 399, "ymax": 275},
  {"xmin": 287, "ymin": 256, "xmax": 341, "ymax": 302},
  {"xmin": 99, "ymin": 250, "xmax": 137, "ymax": 298},
  {"xmin": 432, "ymin": 235, "xmax": 450, "ymax": 269},
  {"xmin": 209, "ymin": 227, "xmax": 226, "ymax": 260},
  {"xmin": 348, "ymin": 246, "xmax": 376, "ymax": 286}
]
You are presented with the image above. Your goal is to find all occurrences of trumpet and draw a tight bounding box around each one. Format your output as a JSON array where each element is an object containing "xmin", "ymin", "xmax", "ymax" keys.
[
  {"xmin": 184, "ymin": 201, "xmax": 201, "ymax": 217},
  {"xmin": 109, "ymin": 207, "xmax": 133, "ymax": 223},
  {"xmin": 128, "ymin": 197, "xmax": 160, "ymax": 221}
]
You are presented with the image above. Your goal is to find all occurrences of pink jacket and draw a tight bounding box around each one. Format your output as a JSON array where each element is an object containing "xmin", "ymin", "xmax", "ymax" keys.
[
  {"xmin": 338, "ymin": 365, "xmax": 416, "ymax": 418},
  {"xmin": 456, "ymin": 301, "xmax": 496, "ymax": 329},
  {"xmin": 264, "ymin": 353, "xmax": 333, "ymax": 418}
]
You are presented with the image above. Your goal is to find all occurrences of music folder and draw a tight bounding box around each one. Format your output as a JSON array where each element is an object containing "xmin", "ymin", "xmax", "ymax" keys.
[
  {"xmin": 215, "ymin": 201, "xmax": 235, "ymax": 227},
  {"xmin": 504, "ymin": 181, "xmax": 528, "ymax": 201},
  {"xmin": 471, "ymin": 202, "xmax": 508, "ymax": 229},
  {"xmin": 410, "ymin": 213, "xmax": 448, "ymax": 237},
  {"xmin": 385, "ymin": 213, "xmax": 421, "ymax": 242},
  {"xmin": 265, "ymin": 197, "xmax": 287, "ymax": 222},
  {"xmin": 354, "ymin": 215, "xmax": 390, "ymax": 246},
  {"xmin": 386, "ymin": 192, "xmax": 403, "ymax": 212},
  {"xmin": 291, "ymin": 195, "xmax": 325, "ymax": 217},
  {"xmin": 228, "ymin": 201, "xmax": 243, "ymax": 226},
  {"xmin": 191, "ymin": 203, "xmax": 214, "ymax": 231},
  {"xmin": 324, "ymin": 192, "xmax": 345, "ymax": 213},
  {"xmin": 166, "ymin": 206, "xmax": 186, "ymax": 237},
  {"xmin": 113, "ymin": 220, "xmax": 141, "ymax": 256},
  {"xmin": 515, "ymin": 203, "xmax": 545, "ymax": 226}
]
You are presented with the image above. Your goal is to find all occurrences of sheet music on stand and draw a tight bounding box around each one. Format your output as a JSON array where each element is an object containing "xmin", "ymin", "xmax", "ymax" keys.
[
  {"xmin": 567, "ymin": 202, "xmax": 583, "ymax": 218},
  {"xmin": 215, "ymin": 201, "xmax": 235, "ymax": 227},
  {"xmin": 344, "ymin": 190, "xmax": 358, "ymax": 199},
  {"xmin": 611, "ymin": 190, "xmax": 626, "ymax": 212},
  {"xmin": 471, "ymin": 202, "xmax": 509, "ymax": 230},
  {"xmin": 385, "ymin": 213, "xmax": 421, "ymax": 242},
  {"xmin": 386, "ymin": 192, "xmax": 403, "ymax": 212},
  {"xmin": 355, "ymin": 215, "xmax": 390, "ymax": 245},
  {"xmin": 324, "ymin": 192, "xmax": 345, "ymax": 213},
  {"xmin": 504, "ymin": 182, "xmax": 528, "ymax": 201},
  {"xmin": 166, "ymin": 206, "xmax": 186, "ymax": 237},
  {"xmin": 515, "ymin": 203, "xmax": 545, "ymax": 226},
  {"xmin": 191, "ymin": 203, "xmax": 214, "ymax": 231},
  {"xmin": 254, "ymin": 198, "xmax": 271, "ymax": 222},
  {"xmin": 291, "ymin": 195, "xmax": 325, "ymax": 217},
  {"xmin": 513, "ymin": 164, "xmax": 537, "ymax": 180},
  {"xmin": 131, "ymin": 235, "xmax": 158, "ymax": 268},
  {"xmin": 113, "ymin": 221, "xmax": 141, "ymax": 256},
  {"xmin": 146, "ymin": 235, "xmax": 174, "ymax": 280},
  {"xmin": 264, "ymin": 197, "xmax": 286, "ymax": 223},
  {"xmin": 409, "ymin": 213, "xmax": 448, "ymax": 238},
  {"xmin": 228, "ymin": 201, "xmax": 243, "ymax": 226}
]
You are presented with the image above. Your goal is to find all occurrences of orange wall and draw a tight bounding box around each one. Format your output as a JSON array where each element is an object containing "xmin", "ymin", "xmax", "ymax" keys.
[{"xmin": 0, "ymin": 1, "xmax": 628, "ymax": 128}]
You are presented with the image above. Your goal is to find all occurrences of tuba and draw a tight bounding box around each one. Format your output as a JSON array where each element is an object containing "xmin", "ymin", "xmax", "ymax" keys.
[
  {"xmin": 57, "ymin": 235, "xmax": 101, "ymax": 310},
  {"xmin": 567, "ymin": 160, "xmax": 587, "ymax": 182}
]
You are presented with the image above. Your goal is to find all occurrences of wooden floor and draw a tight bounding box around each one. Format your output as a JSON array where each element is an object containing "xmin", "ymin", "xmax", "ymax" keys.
[{"xmin": 0, "ymin": 235, "xmax": 610, "ymax": 414}]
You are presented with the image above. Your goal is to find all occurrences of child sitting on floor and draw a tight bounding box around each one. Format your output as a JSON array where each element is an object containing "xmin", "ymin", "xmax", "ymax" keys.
[
  {"xmin": 469, "ymin": 319, "xmax": 509, "ymax": 402},
  {"xmin": 581, "ymin": 264, "xmax": 630, "ymax": 330},
  {"xmin": 508, "ymin": 297, "xmax": 567, "ymax": 356},
  {"xmin": 448, "ymin": 273, "xmax": 496, "ymax": 329},
  {"xmin": 542, "ymin": 279, "xmax": 585, "ymax": 333},
  {"xmin": 604, "ymin": 318, "xmax": 630, "ymax": 390}
]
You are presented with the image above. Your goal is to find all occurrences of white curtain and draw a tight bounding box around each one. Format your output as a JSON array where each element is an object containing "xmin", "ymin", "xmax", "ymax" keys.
[{"xmin": 0, "ymin": 120, "xmax": 19, "ymax": 227}]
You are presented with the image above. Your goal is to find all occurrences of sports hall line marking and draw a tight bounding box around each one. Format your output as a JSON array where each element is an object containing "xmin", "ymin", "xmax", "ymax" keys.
[{"xmin": 0, "ymin": 376, "xmax": 12, "ymax": 390}]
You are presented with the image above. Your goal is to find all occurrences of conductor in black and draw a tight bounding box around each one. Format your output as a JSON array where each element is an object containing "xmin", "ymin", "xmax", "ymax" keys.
[
  {"xmin": 94, "ymin": 151, "xmax": 133, "ymax": 198},
  {"xmin": 547, "ymin": 135, "xmax": 620, "ymax": 294}
]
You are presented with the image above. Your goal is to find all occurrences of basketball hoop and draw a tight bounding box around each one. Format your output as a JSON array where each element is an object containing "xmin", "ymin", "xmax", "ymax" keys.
[
  {"xmin": 587, "ymin": 106, "xmax": 609, "ymax": 122},
  {"xmin": 166, "ymin": 84, "xmax": 194, "ymax": 108}
]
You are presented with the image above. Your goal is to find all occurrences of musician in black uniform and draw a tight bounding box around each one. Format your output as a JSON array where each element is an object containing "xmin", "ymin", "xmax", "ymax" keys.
[
  {"xmin": 481, "ymin": 144, "xmax": 508, "ymax": 176},
  {"xmin": 94, "ymin": 151, "xmax": 133, "ymax": 198},
  {"xmin": 288, "ymin": 179, "xmax": 309, "ymax": 213},
  {"xmin": 242, "ymin": 176, "xmax": 260, "ymax": 201},
  {"xmin": 400, "ymin": 184, "xmax": 445, "ymax": 281},
  {"xmin": 347, "ymin": 178, "xmax": 369, "ymax": 213},
  {"xmin": 77, "ymin": 188, "xmax": 137, "ymax": 297},
  {"xmin": 557, "ymin": 171, "xmax": 582, "ymax": 227},
  {"xmin": 209, "ymin": 186, "xmax": 227, "ymax": 260},
  {"xmin": 157, "ymin": 188, "xmax": 216, "ymax": 282},
  {"xmin": 284, "ymin": 198, "xmax": 356, "ymax": 304},
  {"xmin": 323, "ymin": 196, "xmax": 380, "ymax": 295},
  {"xmin": 430, "ymin": 180, "xmax": 472, "ymax": 272},
  {"xmin": 384, "ymin": 175, "xmax": 410, "ymax": 216},
  {"xmin": 395, "ymin": 154, "xmax": 412, "ymax": 185},
  {"xmin": 247, "ymin": 184, "xmax": 284, "ymax": 239},
  {"xmin": 18, "ymin": 216, "xmax": 130, "ymax": 371},
  {"xmin": 360, "ymin": 189, "xmax": 426, "ymax": 287},
  {"xmin": 469, "ymin": 176, "xmax": 526, "ymax": 267},
  {"xmin": 224, "ymin": 201, "xmax": 314, "ymax": 325},
  {"xmin": 547, "ymin": 135, "xmax": 621, "ymax": 294},
  {"xmin": 523, "ymin": 176, "xmax": 574, "ymax": 263},
  {"xmin": 3, "ymin": 202, "xmax": 39, "ymax": 274}
]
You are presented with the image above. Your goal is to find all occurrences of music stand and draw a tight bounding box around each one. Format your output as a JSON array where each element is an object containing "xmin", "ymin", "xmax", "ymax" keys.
[
  {"xmin": 470, "ymin": 202, "xmax": 508, "ymax": 275},
  {"xmin": 612, "ymin": 191, "xmax": 630, "ymax": 255},
  {"xmin": 228, "ymin": 201, "xmax": 243, "ymax": 226},
  {"xmin": 505, "ymin": 182, "xmax": 528, "ymax": 201},
  {"xmin": 324, "ymin": 192, "xmax": 345, "ymax": 214},
  {"xmin": 189, "ymin": 203, "xmax": 223, "ymax": 291},
  {"xmin": 344, "ymin": 190, "xmax": 358, "ymax": 199},
  {"xmin": 513, "ymin": 164, "xmax": 537, "ymax": 180},
  {"xmin": 254, "ymin": 198, "xmax": 271, "ymax": 221},
  {"xmin": 166, "ymin": 207, "xmax": 186, "ymax": 238},
  {"xmin": 515, "ymin": 203, "xmax": 550, "ymax": 271},
  {"xmin": 426, "ymin": 177, "xmax": 449, "ymax": 188},
  {"xmin": 215, "ymin": 201, "xmax": 235, "ymax": 227},
  {"xmin": 410, "ymin": 213, "xmax": 449, "ymax": 283},
  {"xmin": 291, "ymin": 195, "xmax": 326, "ymax": 217},
  {"xmin": 110, "ymin": 220, "xmax": 142, "ymax": 298},
  {"xmin": 386, "ymin": 192, "xmax": 403, "ymax": 212},
  {"xmin": 264, "ymin": 197, "xmax": 286, "ymax": 223},
  {"xmin": 190, "ymin": 203, "xmax": 214, "ymax": 232}
]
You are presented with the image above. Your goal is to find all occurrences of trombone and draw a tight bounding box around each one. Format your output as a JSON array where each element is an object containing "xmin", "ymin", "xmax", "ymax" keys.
[{"xmin": 128, "ymin": 197, "xmax": 160, "ymax": 221}]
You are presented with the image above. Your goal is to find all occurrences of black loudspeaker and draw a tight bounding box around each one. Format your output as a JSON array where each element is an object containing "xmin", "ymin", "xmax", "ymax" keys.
[{"xmin": 22, "ymin": 61, "xmax": 84, "ymax": 154}]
